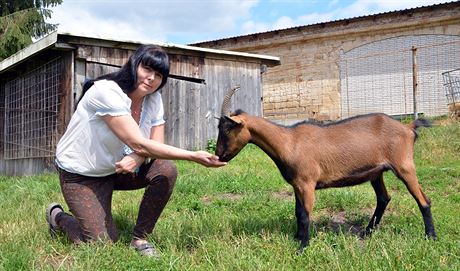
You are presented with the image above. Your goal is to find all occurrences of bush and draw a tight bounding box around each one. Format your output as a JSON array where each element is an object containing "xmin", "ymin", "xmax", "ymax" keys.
[{"xmin": 206, "ymin": 139, "xmax": 217, "ymax": 152}]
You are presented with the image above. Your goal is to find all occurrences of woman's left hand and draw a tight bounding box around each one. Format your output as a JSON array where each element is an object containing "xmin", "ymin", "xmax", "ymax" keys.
[
  {"xmin": 191, "ymin": 151, "xmax": 227, "ymax": 167},
  {"xmin": 115, "ymin": 153, "xmax": 145, "ymax": 174}
]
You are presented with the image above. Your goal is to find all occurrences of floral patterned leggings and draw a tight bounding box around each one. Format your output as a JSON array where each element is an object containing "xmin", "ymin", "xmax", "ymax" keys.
[{"xmin": 55, "ymin": 159, "xmax": 177, "ymax": 243}]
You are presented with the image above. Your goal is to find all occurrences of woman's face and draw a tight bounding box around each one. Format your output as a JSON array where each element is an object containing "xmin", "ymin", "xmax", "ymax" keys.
[{"xmin": 136, "ymin": 64, "xmax": 163, "ymax": 93}]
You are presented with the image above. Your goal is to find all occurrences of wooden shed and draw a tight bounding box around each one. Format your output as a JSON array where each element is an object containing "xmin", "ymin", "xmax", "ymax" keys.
[{"xmin": 0, "ymin": 32, "xmax": 280, "ymax": 176}]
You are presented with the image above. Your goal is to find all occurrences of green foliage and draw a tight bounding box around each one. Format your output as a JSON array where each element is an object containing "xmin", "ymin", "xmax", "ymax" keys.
[
  {"xmin": 206, "ymin": 138, "xmax": 217, "ymax": 152},
  {"xmin": 0, "ymin": 123, "xmax": 459, "ymax": 270},
  {"xmin": 0, "ymin": 0, "xmax": 62, "ymax": 60}
]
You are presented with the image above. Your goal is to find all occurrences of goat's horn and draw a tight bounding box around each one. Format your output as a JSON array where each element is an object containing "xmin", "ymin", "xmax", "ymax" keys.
[{"xmin": 220, "ymin": 86, "xmax": 240, "ymax": 117}]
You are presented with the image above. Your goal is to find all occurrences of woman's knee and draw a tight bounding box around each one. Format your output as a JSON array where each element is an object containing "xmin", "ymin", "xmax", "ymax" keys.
[{"xmin": 148, "ymin": 160, "xmax": 178, "ymax": 185}]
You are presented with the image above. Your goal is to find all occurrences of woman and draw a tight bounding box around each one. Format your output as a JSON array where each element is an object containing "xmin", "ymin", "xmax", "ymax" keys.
[{"xmin": 46, "ymin": 45, "xmax": 226, "ymax": 257}]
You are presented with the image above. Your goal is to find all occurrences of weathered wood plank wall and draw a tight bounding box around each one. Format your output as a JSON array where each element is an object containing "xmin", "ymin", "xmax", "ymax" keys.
[
  {"xmin": 77, "ymin": 46, "xmax": 262, "ymax": 150},
  {"xmin": 159, "ymin": 56, "xmax": 261, "ymax": 150}
]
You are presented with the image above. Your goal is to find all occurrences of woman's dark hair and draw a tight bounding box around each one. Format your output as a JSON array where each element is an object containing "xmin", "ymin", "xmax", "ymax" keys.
[{"xmin": 79, "ymin": 44, "xmax": 169, "ymax": 104}]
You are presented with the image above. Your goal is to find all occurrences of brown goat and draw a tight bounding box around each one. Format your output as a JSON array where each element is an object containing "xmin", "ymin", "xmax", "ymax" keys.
[{"xmin": 215, "ymin": 88, "xmax": 437, "ymax": 253}]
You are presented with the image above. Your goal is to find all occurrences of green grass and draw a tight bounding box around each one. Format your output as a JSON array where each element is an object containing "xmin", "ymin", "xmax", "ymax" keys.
[{"xmin": 1, "ymin": 121, "xmax": 459, "ymax": 270}]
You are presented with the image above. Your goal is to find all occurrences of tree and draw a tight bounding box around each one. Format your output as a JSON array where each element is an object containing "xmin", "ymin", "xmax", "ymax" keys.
[{"xmin": 0, "ymin": 0, "xmax": 62, "ymax": 61}]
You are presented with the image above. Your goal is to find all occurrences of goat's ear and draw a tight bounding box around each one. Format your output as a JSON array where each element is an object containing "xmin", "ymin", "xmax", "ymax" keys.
[{"xmin": 224, "ymin": 116, "xmax": 243, "ymax": 127}]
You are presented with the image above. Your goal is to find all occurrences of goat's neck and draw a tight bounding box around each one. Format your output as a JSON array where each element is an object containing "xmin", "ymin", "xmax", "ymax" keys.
[{"xmin": 246, "ymin": 116, "xmax": 291, "ymax": 161}]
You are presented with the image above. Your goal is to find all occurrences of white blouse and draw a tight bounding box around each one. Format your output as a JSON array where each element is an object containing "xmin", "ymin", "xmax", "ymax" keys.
[{"xmin": 55, "ymin": 79, "xmax": 165, "ymax": 177}]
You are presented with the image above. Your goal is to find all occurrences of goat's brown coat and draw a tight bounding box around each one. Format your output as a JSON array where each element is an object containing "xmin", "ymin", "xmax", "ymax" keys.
[{"xmin": 216, "ymin": 112, "xmax": 437, "ymax": 252}]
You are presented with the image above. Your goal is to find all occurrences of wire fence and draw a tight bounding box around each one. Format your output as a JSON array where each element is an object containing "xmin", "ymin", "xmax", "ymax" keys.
[
  {"xmin": 442, "ymin": 68, "xmax": 460, "ymax": 119},
  {"xmin": 3, "ymin": 57, "xmax": 63, "ymax": 159},
  {"xmin": 340, "ymin": 35, "xmax": 460, "ymax": 119},
  {"xmin": 264, "ymin": 35, "xmax": 460, "ymax": 123},
  {"xmin": 443, "ymin": 68, "xmax": 460, "ymax": 103}
]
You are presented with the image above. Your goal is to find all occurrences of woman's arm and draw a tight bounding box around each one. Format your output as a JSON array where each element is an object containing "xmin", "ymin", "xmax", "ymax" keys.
[
  {"xmin": 150, "ymin": 124, "xmax": 165, "ymax": 143},
  {"xmin": 103, "ymin": 115, "xmax": 226, "ymax": 167},
  {"xmin": 115, "ymin": 124, "xmax": 165, "ymax": 173}
]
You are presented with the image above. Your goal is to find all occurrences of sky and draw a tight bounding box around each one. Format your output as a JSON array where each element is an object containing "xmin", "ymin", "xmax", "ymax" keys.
[{"xmin": 47, "ymin": 0, "xmax": 452, "ymax": 45}]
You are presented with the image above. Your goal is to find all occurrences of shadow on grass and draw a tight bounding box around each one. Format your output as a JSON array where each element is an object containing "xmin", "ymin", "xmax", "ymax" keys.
[
  {"xmin": 113, "ymin": 204, "xmax": 372, "ymax": 251},
  {"xmin": 113, "ymin": 215, "xmax": 136, "ymax": 244},
  {"xmin": 229, "ymin": 210, "xmax": 371, "ymax": 242},
  {"xmin": 313, "ymin": 212, "xmax": 369, "ymax": 237}
]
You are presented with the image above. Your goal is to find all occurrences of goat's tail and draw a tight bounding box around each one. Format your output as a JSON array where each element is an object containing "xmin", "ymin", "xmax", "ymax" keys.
[
  {"xmin": 407, "ymin": 118, "xmax": 431, "ymax": 141},
  {"xmin": 408, "ymin": 118, "xmax": 432, "ymax": 130}
]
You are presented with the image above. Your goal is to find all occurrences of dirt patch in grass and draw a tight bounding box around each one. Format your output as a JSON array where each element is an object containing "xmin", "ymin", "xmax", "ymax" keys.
[
  {"xmin": 270, "ymin": 189, "xmax": 294, "ymax": 201},
  {"xmin": 201, "ymin": 189, "xmax": 295, "ymax": 205},
  {"xmin": 314, "ymin": 208, "xmax": 375, "ymax": 236},
  {"xmin": 201, "ymin": 193, "xmax": 244, "ymax": 204},
  {"xmin": 326, "ymin": 211, "xmax": 365, "ymax": 235}
]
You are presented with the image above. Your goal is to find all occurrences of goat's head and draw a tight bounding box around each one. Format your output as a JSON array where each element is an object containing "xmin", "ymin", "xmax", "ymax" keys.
[{"xmin": 215, "ymin": 87, "xmax": 251, "ymax": 162}]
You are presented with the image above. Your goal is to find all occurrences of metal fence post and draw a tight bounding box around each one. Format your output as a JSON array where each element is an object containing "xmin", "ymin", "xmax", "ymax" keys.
[{"xmin": 411, "ymin": 46, "xmax": 418, "ymax": 119}]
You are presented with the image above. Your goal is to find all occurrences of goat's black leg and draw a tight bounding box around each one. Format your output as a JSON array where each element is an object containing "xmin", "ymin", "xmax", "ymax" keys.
[
  {"xmin": 294, "ymin": 194, "xmax": 307, "ymax": 240},
  {"xmin": 295, "ymin": 196, "xmax": 310, "ymax": 254},
  {"xmin": 418, "ymin": 203, "xmax": 437, "ymax": 240},
  {"xmin": 297, "ymin": 212, "xmax": 310, "ymax": 254},
  {"xmin": 394, "ymin": 162, "xmax": 437, "ymax": 240},
  {"xmin": 294, "ymin": 184, "xmax": 316, "ymax": 254},
  {"xmin": 365, "ymin": 174, "xmax": 391, "ymax": 236}
]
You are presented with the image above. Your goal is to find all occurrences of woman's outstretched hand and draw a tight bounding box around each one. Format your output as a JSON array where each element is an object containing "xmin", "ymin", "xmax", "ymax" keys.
[{"xmin": 191, "ymin": 151, "xmax": 227, "ymax": 167}]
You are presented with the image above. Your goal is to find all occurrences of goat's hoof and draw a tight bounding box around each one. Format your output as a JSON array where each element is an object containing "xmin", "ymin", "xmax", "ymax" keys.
[
  {"xmin": 296, "ymin": 247, "xmax": 305, "ymax": 255},
  {"xmin": 361, "ymin": 228, "xmax": 373, "ymax": 239},
  {"xmin": 426, "ymin": 233, "xmax": 438, "ymax": 241},
  {"xmin": 296, "ymin": 241, "xmax": 309, "ymax": 255}
]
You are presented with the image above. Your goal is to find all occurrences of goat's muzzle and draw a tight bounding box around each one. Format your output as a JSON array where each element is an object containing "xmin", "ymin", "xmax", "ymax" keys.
[{"xmin": 217, "ymin": 153, "xmax": 232, "ymax": 163}]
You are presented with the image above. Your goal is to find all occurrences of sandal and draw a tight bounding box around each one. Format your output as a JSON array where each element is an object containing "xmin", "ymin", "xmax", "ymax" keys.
[
  {"xmin": 45, "ymin": 202, "xmax": 64, "ymax": 236},
  {"xmin": 130, "ymin": 241, "xmax": 160, "ymax": 258}
]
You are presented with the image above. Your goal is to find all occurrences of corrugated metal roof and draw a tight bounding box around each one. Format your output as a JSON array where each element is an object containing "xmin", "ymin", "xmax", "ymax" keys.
[{"xmin": 190, "ymin": 1, "xmax": 458, "ymax": 45}]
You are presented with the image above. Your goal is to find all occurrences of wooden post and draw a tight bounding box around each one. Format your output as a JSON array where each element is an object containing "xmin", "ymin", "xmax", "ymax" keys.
[{"xmin": 411, "ymin": 46, "xmax": 418, "ymax": 119}]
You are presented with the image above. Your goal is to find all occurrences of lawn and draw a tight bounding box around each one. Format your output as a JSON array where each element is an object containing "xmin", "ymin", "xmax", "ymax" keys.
[{"xmin": 0, "ymin": 120, "xmax": 459, "ymax": 270}]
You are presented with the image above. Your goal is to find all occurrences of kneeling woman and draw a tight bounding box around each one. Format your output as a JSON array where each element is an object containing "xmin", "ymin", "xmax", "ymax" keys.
[{"xmin": 47, "ymin": 45, "xmax": 226, "ymax": 257}]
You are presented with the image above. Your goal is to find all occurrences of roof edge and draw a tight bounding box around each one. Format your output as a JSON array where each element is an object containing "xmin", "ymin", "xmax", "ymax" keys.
[
  {"xmin": 0, "ymin": 31, "xmax": 280, "ymax": 73},
  {"xmin": 60, "ymin": 31, "xmax": 280, "ymax": 65},
  {"xmin": 190, "ymin": 1, "xmax": 459, "ymax": 46},
  {"xmin": 0, "ymin": 31, "xmax": 59, "ymax": 72}
]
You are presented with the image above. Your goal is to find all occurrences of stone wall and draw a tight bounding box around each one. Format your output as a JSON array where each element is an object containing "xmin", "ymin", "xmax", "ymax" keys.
[{"xmin": 193, "ymin": 2, "xmax": 460, "ymax": 122}]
